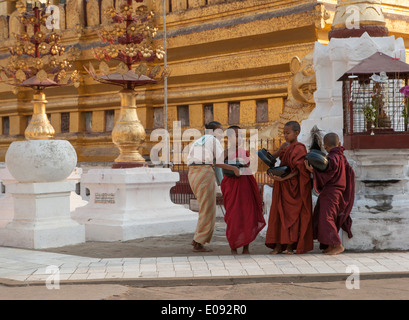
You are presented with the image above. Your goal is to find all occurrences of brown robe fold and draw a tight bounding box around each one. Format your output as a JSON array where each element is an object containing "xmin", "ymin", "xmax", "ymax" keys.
[
  {"xmin": 312, "ymin": 146, "xmax": 354, "ymax": 248},
  {"xmin": 265, "ymin": 142, "xmax": 313, "ymax": 254}
]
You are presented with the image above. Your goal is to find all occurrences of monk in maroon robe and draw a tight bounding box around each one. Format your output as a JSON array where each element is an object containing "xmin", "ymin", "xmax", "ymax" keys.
[
  {"xmin": 305, "ymin": 133, "xmax": 354, "ymax": 255},
  {"xmin": 221, "ymin": 126, "xmax": 266, "ymax": 254},
  {"xmin": 265, "ymin": 121, "xmax": 313, "ymax": 255}
]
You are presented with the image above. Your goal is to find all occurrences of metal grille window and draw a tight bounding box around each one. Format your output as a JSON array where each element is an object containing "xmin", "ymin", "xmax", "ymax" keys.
[
  {"xmin": 256, "ymin": 100, "xmax": 269, "ymax": 123},
  {"xmin": 2, "ymin": 117, "xmax": 9, "ymax": 135},
  {"xmin": 61, "ymin": 112, "xmax": 70, "ymax": 133},
  {"xmin": 105, "ymin": 110, "xmax": 115, "ymax": 132},
  {"xmin": 85, "ymin": 111, "xmax": 92, "ymax": 133},
  {"xmin": 203, "ymin": 104, "xmax": 214, "ymax": 125},
  {"xmin": 228, "ymin": 101, "xmax": 240, "ymax": 125},
  {"xmin": 154, "ymin": 107, "xmax": 164, "ymax": 129},
  {"xmin": 177, "ymin": 105, "xmax": 189, "ymax": 127}
]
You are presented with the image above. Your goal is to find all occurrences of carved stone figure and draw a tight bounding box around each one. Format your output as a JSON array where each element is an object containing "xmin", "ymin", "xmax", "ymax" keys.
[
  {"xmin": 86, "ymin": 0, "xmax": 100, "ymax": 27},
  {"xmin": 8, "ymin": 10, "xmax": 23, "ymax": 38},
  {"xmin": 0, "ymin": 15, "xmax": 8, "ymax": 40},
  {"xmin": 101, "ymin": 0, "xmax": 114, "ymax": 25},
  {"xmin": 66, "ymin": 0, "xmax": 85, "ymax": 30},
  {"xmin": 259, "ymin": 51, "xmax": 316, "ymax": 140}
]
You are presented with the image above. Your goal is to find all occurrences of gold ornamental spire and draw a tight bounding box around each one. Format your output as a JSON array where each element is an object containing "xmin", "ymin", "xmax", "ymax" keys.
[{"xmin": 329, "ymin": 0, "xmax": 389, "ymax": 39}]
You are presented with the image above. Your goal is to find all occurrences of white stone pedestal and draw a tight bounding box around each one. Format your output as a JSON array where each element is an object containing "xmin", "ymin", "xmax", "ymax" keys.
[
  {"xmin": 0, "ymin": 140, "xmax": 86, "ymax": 249},
  {"xmin": 342, "ymin": 149, "xmax": 409, "ymax": 250},
  {"xmin": 0, "ymin": 181, "xmax": 85, "ymax": 249},
  {"xmin": 72, "ymin": 167, "xmax": 198, "ymax": 241},
  {"xmin": 0, "ymin": 167, "xmax": 88, "ymax": 227},
  {"xmin": 0, "ymin": 166, "xmax": 15, "ymax": 227}
]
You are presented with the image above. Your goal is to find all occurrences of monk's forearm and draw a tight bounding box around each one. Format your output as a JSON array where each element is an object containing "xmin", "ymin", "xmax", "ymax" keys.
[
  {"xmin": 215, "ymin": 163, "xmax": 239, "ymax": 171},
  {"xmin": 270, "ymin": 142, "xmax": 289, "ymax": 159},
  {"xmin": 282, "ymin": 170, "xmax": 298, "ymax": 181},
  {"xmin": 270, "ymin": 150, "xmax": 280, "ymax": 159}
]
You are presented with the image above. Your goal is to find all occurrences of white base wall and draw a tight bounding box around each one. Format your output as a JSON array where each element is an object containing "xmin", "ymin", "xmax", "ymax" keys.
[
  {"xmin": 342, "ymin": 149, "xmax": 409, "ymax": 250},
  {"xmin": 72, "ymin": 167, "xmax": 198, "ymax": 241},
  {"xmin": 0, "ymin": 181, "xmax": 85, "ymax": 249}
]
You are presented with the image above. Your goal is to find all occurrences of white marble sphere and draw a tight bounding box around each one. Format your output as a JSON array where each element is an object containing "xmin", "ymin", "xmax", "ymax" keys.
[{"xmin": 5, "ymin": 140, "xmax": 77, "ymax": 182}]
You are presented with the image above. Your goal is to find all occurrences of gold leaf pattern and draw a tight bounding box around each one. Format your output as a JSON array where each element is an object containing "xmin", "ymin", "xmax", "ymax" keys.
[
  {"xmin": 99, "ymin": 61, "xmax": 110, "ymax": 75},
  {"xmin": 16, "ymin": 69, "xmax": 26, "ymax": 82},
  {"xmin": 150, "ymin": 64, "xmax": 161, "ymax": 78},
  {"xmin": 135, "ymin": 63, "xmax": 147, "ymax": 76},
  {"xmin": 116, "ymin": 62, "xmax": 129, "ymax": 75},
  {"xmin": 36, "ymin": 69, "xmax": 48, "ymax": 81},
  {"xmin": 0, "ymin": 72, "xmax": 8, "ymax": 82}
]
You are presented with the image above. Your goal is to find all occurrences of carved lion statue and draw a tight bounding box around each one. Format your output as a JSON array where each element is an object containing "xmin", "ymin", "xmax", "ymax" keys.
[{"xmin": 259, "ymin": 51, "xmax": 316, "ymax": 140}]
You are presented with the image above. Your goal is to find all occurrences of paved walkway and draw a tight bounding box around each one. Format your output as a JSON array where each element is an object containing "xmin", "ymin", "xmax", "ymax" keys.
[{"xmin": 1, "ymin": 246, "xmax": 409, "ymax": 285}]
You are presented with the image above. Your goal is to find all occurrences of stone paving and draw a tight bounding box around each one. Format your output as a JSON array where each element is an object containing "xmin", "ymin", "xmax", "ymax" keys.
[{"xmin": 1, "ymin": 246, "xmax": 409, "ymax": 284}]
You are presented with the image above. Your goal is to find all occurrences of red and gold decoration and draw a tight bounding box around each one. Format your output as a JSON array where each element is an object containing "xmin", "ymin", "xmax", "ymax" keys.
[
  {"xmin": 0, "ymin": 0, "xmax": 80, "ymax": 140},
  {"xmin": 85, "ymin": 0, "xmax": 166, "ymax": 165}
]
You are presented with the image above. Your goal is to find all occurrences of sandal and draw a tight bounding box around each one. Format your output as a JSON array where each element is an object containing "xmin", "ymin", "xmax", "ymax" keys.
[{"xmin": 192, "ymin": 242, "xmax": 212, "ymax": 252}]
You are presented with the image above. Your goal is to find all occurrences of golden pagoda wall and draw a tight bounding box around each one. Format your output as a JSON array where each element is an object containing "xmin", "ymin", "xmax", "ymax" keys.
[{"xmin": 0, "ymin": 0, "xmax": 407, "ymax": 162}]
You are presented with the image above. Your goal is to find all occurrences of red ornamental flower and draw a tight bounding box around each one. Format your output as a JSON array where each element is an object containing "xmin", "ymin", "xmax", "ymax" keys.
[
  {"xmin": 400, "ymin": 85, "xmax": 409, "ymax": 97},
  {"xmin": 113, "ymin": 15, "xmax": 124, "ymax": 23}
]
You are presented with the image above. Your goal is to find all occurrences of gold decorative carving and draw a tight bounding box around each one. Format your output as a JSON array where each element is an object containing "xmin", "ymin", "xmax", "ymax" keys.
[
  {"xmin": 85, "ymin": 0, "xmax": 165, "ymax": 165},
  {"xmin": 0, "ymin": 1, "xmax": 79, "ymax": 141},
  {"xmin": 25, "ymin": 90, "xmax": 55, "ymax": 140},
  {"xmin": 332, "ymin": 0, "xmax": 386, "ymax": 30},
  {"xmin": 86, "ymin": 0, "xmax": 100, "ymax": 27},
  {"xmin": 312, "ymin": 3, "xmax": 331, "ymax": 30}
]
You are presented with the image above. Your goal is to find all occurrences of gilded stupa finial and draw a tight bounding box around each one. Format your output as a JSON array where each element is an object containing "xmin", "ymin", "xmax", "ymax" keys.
[{"xmin": 329, "ymin": 0, "xmax": 389, "ymax": 39}]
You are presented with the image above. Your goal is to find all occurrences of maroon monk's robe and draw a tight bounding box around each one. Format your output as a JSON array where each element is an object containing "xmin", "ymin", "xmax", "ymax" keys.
[
  {"xmin": 312, "ymin": 146, "xmax": 354, "ymax": 248},
  {"xmin": 265, "ymin": 142, "xmax": 313, "ymax": 254},
  {"xmin": 221, "ymin": 149, "xmax": 266, "ymax": 250}
]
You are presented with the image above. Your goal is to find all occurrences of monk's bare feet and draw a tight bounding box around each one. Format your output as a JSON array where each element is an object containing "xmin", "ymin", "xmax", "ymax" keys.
[
  {"xmin": 283, "ymin": 244, "xmax": 294, "ymax": 255},
  {"xmin": 231, "ymin": 249, "xmax": 238, "ymax": 255},
  {"xmin": 322, "ymin": 246, "xmax": 331, "ymax": 253},
  {"xmin": 192, "ymin": 241, "xmax": 212, "ymax": 252},
  {"xmin": 325, "ymin": 244, "xmax": 344, "ymax": 255},
  {"xmin": 242, "ymin": 245, "xmax": 250, "ymax": 255},
  {"xmin": 269, "ymin": 244, "xmax": 282, "ymax": 255}
]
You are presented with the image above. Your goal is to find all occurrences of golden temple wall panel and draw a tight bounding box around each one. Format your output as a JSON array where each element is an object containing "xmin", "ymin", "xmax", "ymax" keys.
[
  {"xmin": 66, "ymin": 0, "xmax": 85, "ymax": 29},
  {"xmin": 92, "ymin": 110, "xmax": 105, "ymax": 133},
  {"xmin": 137, "ymin": 107, "xmax": 149, "ymax": 129},
  {"xmin": 9, "ymin": 115, "xmax": 25, "ymax": 136},
  {"xmin": 188, "ymin": 104, "xmax": 204, "ymax": 128},
  {"xmin": 166, "ymin": 106, "xmax": 178, "ymax": 128},
  {"xmin": 213, "ymin": 102, "xmax": 228, "ymax": 126},
  {"xmin": 268, "ymin": 97, "xmax": 284, "ymax": 123},
  {"xmin": 69, "ymin": 112, "xmax": 83, "ymax": 133},
  {"xmin": 239, "ymin": 100, "xmax": 256, "ymax": 126},
  {"xmin": 188, "ymin": 0, "xmax": 206, "ymax": 9},
  {"xmin": 50, "ymin": 113, "xmax": 61, "ymax": 134}
]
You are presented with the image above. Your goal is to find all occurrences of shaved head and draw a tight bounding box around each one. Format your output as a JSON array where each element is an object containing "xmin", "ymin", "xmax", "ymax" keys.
[
  {"xmin": 324, "ymin": 133, "xmax": 339, "ymax": 148},
  {"xmin": 284, "ymin": 121, "xmax": 301, "ymax": 133},
  {"xmin": 205, "ymin": 121, "xmax": 222, "ymax": 130}
]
